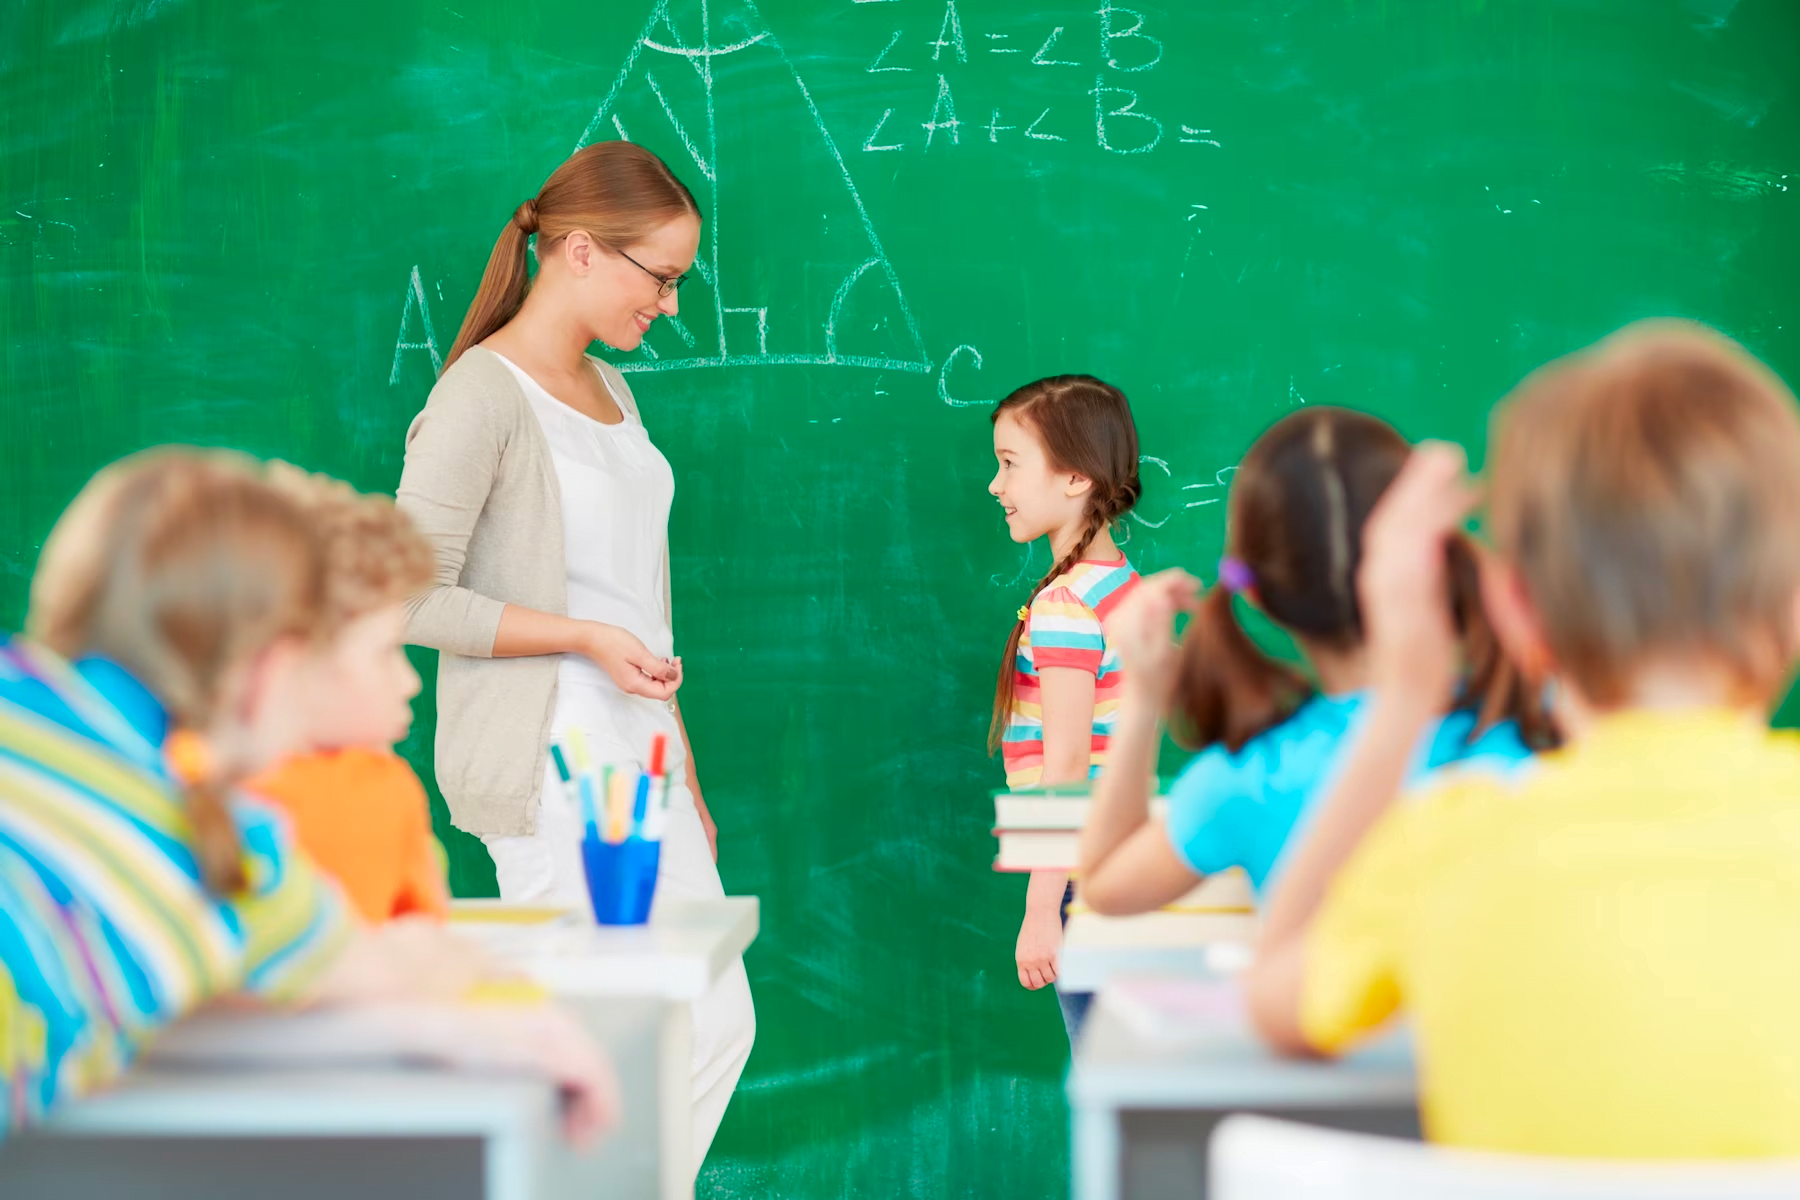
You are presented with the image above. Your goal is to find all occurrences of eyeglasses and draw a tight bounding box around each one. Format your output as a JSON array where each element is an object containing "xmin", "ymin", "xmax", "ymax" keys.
[{"xmin": 615, "ymin": 247, "xmax": 690, "ymax": 298}]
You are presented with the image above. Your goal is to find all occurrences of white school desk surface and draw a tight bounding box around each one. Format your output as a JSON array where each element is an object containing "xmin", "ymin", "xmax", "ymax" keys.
[
  {"xmin": 4, "ymin": 997, "xmax": 665, "ymax": 1200},
  {"xmin": 1069, "ymin": 992, "xmax": 1418, "ymax": 1200},
  {"xmin": 452, "ymin": 894, "xmax": 759, "ymax": 1200},
  {"xmin": 451, "ymin": 895, "xmax": 758, "ymax": 999},
  {"xmin": 1057, "ymin": 912, "xmax": 1257, "ymax": 994}
]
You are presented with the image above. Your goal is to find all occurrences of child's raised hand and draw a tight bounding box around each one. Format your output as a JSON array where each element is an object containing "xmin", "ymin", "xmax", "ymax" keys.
[
  {"xmin": 1358, "ymin": 441, "xmax": 1478, "ymax": 708},
  {"xmin": 1105, "ymin": 569, "xmax": 1202, "ymax": 704}
]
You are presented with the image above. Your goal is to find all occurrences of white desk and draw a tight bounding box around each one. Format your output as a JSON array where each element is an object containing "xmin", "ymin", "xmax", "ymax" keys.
[
  {"xmin": 1058, "ymin": 913, "xmax": 1257, "ymax": 994},
  {"xmin": 0, "ymin": 998, "xmax": 665, "ymax": 1200},
  {"xmin": 1069, "ymin": 989, "xmax": 1418, "ymax": 1200},
  {"xmin": 452, "ymin": 896, "xmax": 759, "ymax": 1200},
  {"xmin": 0, "ymin": 897, "xmax": 758, "ymax": 1200}
]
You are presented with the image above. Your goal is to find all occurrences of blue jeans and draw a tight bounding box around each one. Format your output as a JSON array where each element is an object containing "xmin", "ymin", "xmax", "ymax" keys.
[{"xmin": 1056, "ymin": 881, "xmax": 1093, "ymax": 1045}]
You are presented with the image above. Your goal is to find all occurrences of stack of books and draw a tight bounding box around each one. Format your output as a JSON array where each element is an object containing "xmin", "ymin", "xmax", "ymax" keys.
[{"xmin": 992, "ymin": 787, "xmax": 1257, "ymax": 962}]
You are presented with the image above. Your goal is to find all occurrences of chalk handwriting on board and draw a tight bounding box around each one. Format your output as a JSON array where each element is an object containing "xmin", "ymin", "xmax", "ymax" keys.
[
  {"xmin": 1032, "ymin": 25, "xmax": 1078, "ymax": 66},
  {"xmin": 1091, "ymin": 76, "xmax": 1161, "ymax": 153},
  {"xmin": 922, "ymin": 74, "xmax": 962, "ymax": 147},
  {"xmin": 389, "ymin": 264, "xmax": 442, "ymax": 385},
  {"xmin": 1097, "ymin": 4, "xmax": 1162, "ymax": 72},
  {"xmin": 574, "ymin": 0, "xmax": 930, "ymax": 377},
  {"xmin": 993, "ymin": 456, "xmax": 1239, "ymax": 587},
  {"xmin": 854, "ymin": 5, "xmax": 1218, "ymax": 157},
  {"xmin": 930, "ymin": 1, "xmax": 967, "ymax": 63},
  {"xmin": 937, "ymin": 345, "xmax": 985, "ymax": 407},
  {"xmin": 1130, "ymin": 455, "xmax": 1173, "ymax": 528},
  {"xmin": 868, "ymin": 29, "xmax": 909, "ymax": 72},
  {"xmin": 863, "ymin": 108, "xmax": 905, "ymax": 151}
]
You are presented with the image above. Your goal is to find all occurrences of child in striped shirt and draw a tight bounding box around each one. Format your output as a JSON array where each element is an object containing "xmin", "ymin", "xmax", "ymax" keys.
[
  {"xmin": 0, "ymin": 448, "xmax": 614, "ymax": 1141},
  {"xmin": 988, "ymin": 375, "xmax": 1143, "ymax": 1042}
]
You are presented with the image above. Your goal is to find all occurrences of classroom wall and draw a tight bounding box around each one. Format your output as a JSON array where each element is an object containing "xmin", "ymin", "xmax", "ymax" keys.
[{"xmin": 4, "ymin": 1, "xmax": 1798, "ymax": 1195}]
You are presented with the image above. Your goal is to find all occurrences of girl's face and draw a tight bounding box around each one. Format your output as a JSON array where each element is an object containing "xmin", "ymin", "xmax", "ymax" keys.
[
  {"xmin": 990, "ymin": 410, "xmax": 1092, "ymax": 544},
  {"xmin": 297, "ymin": 604, "xmax": 422, "ymax": 752},
  {"xmin": 558, "ymin": 212, "xmax": 701, "ymax": 353},
  {"xmin": 214, "ymin": 634, "xmax": 319, "ymax": 780}
]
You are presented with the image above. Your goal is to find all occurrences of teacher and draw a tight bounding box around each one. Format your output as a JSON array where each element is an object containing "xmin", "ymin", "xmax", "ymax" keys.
[{"xmin": 396, "ymin": 142, "xmax": 754, "ymax": 1163}]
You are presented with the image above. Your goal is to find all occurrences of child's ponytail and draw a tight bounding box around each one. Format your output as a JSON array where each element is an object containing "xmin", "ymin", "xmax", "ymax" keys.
[
  {"xmin": 1170, "ymin": 582, "xmax": 1310, "ymax": 752},
  {"xmin": 30, "ymin": 450, "xmax": 328, "ymax": 895}
]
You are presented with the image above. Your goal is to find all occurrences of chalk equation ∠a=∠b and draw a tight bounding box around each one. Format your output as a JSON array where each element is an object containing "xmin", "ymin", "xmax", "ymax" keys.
[{"xmin": 857, "ymin": 2, "xmax": 1222, "ymax": 158}]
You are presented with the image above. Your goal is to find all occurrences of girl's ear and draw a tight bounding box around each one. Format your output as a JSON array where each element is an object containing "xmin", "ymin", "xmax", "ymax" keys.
[
  {"xmin": 1065, "ymin": 473, "xmax": 1095, "ymax": 500},
  {"xmin": 1478, "ymin": 556, "xmax": 1554, "ymax": 685},
  {"xmin": 224, "ymin": 633, "xmax": 315, "ymax": 776}
]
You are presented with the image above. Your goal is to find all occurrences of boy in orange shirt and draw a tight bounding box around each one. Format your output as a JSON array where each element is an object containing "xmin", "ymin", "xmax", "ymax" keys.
[{"xmin": 249, "ymin": 467, "xmax": 450, "ymax": 923}]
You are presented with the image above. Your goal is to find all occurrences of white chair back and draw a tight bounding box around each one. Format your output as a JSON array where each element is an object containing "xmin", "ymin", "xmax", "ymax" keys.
[{"xmin": 1211, "ymin": 1115, "xmax": 1800, "ymax": 1200}]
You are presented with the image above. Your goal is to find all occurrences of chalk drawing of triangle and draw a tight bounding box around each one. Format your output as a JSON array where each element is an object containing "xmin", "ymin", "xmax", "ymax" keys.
[{"xmin": 578, "ymin": 0, "xmax": 931, "ymax": 375}]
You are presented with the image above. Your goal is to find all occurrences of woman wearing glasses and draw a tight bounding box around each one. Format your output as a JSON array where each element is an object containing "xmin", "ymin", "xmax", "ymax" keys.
[{"xmin": 396, "ymin": 141, "xmax": 754, "ymax": 1167}]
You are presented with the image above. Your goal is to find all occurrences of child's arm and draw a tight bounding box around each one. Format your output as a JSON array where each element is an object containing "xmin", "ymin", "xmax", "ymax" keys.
[
  {"xmin": 1018, "ymin": 666, "xmax": 1097, "ymax": 990},
  {"xmin": 1244, "ymin": 444, "xmax": 1472, "ymax": 1054},
  {"xmin": 1078, "ymin": 571, "xmax": 1205, "ymax": 915}
]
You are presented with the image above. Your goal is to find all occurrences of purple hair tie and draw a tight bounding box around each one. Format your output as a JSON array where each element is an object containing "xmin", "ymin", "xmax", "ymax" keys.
[{"xmin": 1217, "ymin": 556, "xmax": 1256, "ymax": 594}]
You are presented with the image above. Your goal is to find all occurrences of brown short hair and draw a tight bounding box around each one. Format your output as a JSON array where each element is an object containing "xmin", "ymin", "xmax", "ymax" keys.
[
  {"xmin": 265, "ymin": 465, "xmax": 435, "ymax": 631},
  {"xmin": 1488, "ymin": 320, "xmax": 1800, "ymax": 704}
]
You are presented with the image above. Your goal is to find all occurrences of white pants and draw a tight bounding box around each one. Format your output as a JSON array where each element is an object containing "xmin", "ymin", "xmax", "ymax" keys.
[{"xmin": 482, "ymin": 675, "xmax": 756, "ymax": 1168}]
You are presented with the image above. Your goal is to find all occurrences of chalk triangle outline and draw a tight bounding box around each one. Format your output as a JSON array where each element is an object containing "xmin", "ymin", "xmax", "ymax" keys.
[{"xmin": 578, "ymin": 0, "xmax": 932, "ymax": 375}]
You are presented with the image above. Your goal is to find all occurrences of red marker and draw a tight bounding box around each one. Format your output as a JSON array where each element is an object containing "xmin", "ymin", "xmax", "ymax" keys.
[{"xmin": 649, "ymin": 732, "xmax": 668, "ymax": 778}]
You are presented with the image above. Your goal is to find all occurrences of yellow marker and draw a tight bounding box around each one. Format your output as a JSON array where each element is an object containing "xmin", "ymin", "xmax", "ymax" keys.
[
  {"xmin": 462, "ymin": 979, "xmax": 550, "ymax": 1005},
  {"xmin": 567, "ymin": 726, "xmax": 592, "ymax": 773}
]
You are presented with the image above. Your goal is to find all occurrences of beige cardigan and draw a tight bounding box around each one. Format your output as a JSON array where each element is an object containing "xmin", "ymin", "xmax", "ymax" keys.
[{"xmin": 397, "ymin": 346, "xmax": 651, "ymax": 836}]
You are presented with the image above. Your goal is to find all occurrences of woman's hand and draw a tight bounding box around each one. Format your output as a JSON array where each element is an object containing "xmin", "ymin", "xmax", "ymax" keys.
[
  {"xmin": 1105, "ymin": 569, "xmax": 1202, "ymax": 707},
  {"xmin": 579, "ymin": 623, "xmax": 682, "ymax": 701}
]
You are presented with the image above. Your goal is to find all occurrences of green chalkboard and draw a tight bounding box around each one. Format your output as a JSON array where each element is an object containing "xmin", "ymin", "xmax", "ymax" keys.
[{"xmin": 5, "ymin": 0, "xmax": 1798, "ymax": 1194}]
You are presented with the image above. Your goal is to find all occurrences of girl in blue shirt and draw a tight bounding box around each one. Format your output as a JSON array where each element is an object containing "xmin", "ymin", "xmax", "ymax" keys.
[{"xmin": 1076, "ymin": 408, "xmax": 1555, "ymax": 912}]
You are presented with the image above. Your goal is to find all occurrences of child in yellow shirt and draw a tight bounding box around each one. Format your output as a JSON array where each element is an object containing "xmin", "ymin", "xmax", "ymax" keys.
[
  {"xmin": 248, "ymin": 469, "xmax": 450, "ymax": 924},
  {"xmin": 1236, "ymin": 320, "xmax": 1800, "ymax": 1159}
]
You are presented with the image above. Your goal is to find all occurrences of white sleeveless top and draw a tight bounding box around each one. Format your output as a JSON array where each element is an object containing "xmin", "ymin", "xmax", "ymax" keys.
[{"xmin": 491, "ymin": 353, "xmax": 675, "ymax": 693}]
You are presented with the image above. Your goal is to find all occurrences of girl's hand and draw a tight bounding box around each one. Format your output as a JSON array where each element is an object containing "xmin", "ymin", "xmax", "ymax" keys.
[
  {"xmin": 1358, "ymin": 442, "xmax": 1478, "ymax": 709},
  {"xmin": 1015, "ymin": 910, "xmax": 1063, "ymax": 990},
  {"xmin": 1105, "ymin": 569, "xmax": 1202, "ymax": 705},
  {"xmin": 445, "ymin": 1003, "xmax": 621, "ymax": 1147},
  {"xmin": 580, "ymin": 623, "xmax": 682, "ymax": 701}
]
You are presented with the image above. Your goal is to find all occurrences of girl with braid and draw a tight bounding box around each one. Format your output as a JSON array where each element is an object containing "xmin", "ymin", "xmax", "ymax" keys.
[
  {"xmin": 1075, "ymin": 408, "xmax": 1554, "ymax": 919},
  {"xmin": 987, "ymin": 375, "xmax": 1144, "ymax": 1042}
]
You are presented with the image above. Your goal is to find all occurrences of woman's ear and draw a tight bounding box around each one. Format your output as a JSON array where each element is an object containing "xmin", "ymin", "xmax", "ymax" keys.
[
  {"xmin": 1479, "ymin": 556, "xmax": 1553, "ymax": 685},
  {"xmin": 561, "ymin": 230, "xmax": 596, "ymax": 276},
  {"xmin": 1065, "ymin": 473, "xmax": 1095, "ymax": 500}
]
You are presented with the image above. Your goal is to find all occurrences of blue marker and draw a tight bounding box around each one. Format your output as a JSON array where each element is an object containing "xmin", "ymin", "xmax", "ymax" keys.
[
  {"xmin": 578, "ymin": 772, "xmax": 599, "ymax": 834},
  {"xmin": 632, "ymin": 771, "xmax": 651, "ymax": 837}
]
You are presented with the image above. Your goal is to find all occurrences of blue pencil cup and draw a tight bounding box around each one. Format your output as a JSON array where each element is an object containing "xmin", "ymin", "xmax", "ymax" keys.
[{"xmin": 581, "ymin": 833, "xmax": 661, "ymax": 926}]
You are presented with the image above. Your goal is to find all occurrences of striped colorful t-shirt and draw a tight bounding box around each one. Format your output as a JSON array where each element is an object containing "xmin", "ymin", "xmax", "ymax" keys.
[
  {"xmin": 1002, "ymin": 557, "xmax": 1140, "ymax": 788},
  {"xmin": 0, "ymin": 639, "xmax": 348, "ymax": 1135}
]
